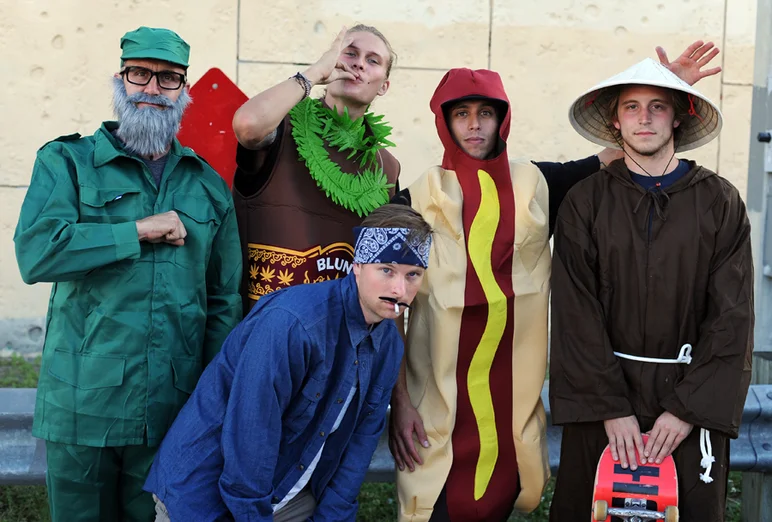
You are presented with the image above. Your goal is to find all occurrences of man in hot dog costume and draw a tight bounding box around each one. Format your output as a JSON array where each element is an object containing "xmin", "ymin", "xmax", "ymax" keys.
[{"xmin": 389, "ymin": 68, "xmax": 552, "ymax": 521}]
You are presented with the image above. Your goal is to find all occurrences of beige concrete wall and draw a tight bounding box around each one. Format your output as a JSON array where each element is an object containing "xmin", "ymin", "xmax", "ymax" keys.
[{"xmin": 0, "ymin": 0, "xmax": 759, "ymax": 327}]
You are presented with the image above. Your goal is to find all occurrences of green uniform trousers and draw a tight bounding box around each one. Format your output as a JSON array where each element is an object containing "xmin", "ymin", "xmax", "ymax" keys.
[{"xmin": 45, "ymin": 441, "xmax": 157, "ymax": 522}]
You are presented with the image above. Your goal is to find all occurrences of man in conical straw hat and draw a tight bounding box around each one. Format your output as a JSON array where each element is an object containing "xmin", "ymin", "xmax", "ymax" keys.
[{"xmin": 549, "ymin": 58, "xmax": 754, "ymax": 520}]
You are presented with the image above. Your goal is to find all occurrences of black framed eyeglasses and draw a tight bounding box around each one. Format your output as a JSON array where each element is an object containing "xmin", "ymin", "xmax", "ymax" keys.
[{"xmin": 120, "ymin": 66, "xmax": 186, "ymax": 90}]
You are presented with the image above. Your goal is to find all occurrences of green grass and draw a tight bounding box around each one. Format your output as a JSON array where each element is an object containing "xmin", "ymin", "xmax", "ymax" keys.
[
  {"xmin": 726, "ymin": 471, "xmax": 743, "ymax": 521},
  {"xmin": 0, "ymin": 486, "xmax": 49, "ymax": 522},
  {"xmin": 0, "ymin": 356, "xmax": 745, "ymax": 521},
  {"xmin": 356, "ymin": 483, "xmax": 398, "ymax": 521},
  {"xmin": 0, "ymin": 355, "xmax": 40, "ymax": 388}
]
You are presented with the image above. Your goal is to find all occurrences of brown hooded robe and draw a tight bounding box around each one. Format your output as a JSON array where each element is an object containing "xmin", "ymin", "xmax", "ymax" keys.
[{"xmin": 549, "ymin": 158, "xmax": 754, "ymax": 521}]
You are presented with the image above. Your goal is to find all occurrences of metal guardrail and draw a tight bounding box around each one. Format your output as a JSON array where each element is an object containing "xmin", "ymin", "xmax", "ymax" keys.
[
  {"xmin": 0, "ymin": 388, "xmax": 46, "ymax": 485},
  {"xmin": 2, "ymin": 385, "xmax": 772, "ymax": 485},
  {"xmin": 367, "ymin": 385, "xmax": 772, "ymax": 481}
]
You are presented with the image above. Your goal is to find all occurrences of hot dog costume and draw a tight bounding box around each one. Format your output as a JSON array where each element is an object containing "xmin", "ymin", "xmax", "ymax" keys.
[{"xmin": 394, "ymin": 68, "xmax": 550, "ymax": 521}]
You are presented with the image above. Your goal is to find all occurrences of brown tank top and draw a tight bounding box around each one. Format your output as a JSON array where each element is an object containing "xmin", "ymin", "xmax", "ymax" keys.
[{"xmin": 233, "ymin": 113, "xmax": 400, "ymax": 315}]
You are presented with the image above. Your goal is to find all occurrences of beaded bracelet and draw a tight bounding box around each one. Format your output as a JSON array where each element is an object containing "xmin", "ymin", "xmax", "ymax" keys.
[{"xmin": 290, "ymin": 72, "xmax": 312, "ymax": 100}]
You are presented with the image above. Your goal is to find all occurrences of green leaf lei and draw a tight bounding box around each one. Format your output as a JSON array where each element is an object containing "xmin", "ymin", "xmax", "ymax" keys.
[{"xmin": 289, "ymin": 97, "xmax": 396, "ymax": 217}]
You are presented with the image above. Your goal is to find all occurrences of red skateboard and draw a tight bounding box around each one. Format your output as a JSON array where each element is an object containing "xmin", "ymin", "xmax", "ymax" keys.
[
  {"xmin": 177, "ymin": 68, "xmax": 248, "ymax": 187},
  {"xmin": 591, "ymin": 434, "xmax": 679, "ymax": 522}
]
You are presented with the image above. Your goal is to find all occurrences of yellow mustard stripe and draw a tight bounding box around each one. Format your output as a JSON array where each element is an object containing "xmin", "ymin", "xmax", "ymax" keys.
[{"xmin": 466, "ymin": 169, "xmax": 508, "ymax": 500}]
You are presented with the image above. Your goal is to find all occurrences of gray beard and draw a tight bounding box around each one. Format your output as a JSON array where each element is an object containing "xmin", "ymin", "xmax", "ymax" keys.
[{"xmin": 111, "ymin": 77, "xmax": 191, "ymax": 157}]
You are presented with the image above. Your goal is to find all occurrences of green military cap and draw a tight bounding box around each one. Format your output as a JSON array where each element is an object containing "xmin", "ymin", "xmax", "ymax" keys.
[{"xmin": 120, "ymin": 26, "xmax": 190, "ymax": 68}]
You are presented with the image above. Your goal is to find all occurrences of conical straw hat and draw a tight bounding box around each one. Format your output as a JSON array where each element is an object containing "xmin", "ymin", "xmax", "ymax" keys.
[{"xmin": 568, "ymin": 57, "xmax": 722, "ymax": 152}]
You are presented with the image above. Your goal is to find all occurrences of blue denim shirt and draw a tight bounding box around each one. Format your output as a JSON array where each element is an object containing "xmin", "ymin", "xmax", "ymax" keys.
[{"xmin": 144, "ymin": 273, "xmax": 402, "ymax": 521}]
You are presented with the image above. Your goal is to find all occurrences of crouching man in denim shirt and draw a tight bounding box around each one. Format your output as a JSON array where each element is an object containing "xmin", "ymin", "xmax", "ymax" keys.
[{"xmin": 144, "ymin": 204, "xmax": 432, "ymax": 522}]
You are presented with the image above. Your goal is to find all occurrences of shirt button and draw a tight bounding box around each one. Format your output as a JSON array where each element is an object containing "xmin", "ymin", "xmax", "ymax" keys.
[
  {"xmin": 315, "ymin": 393, "xmax": 321, "ymax": 398},
  {"xmin": 272, "ymin": 496, "xmax": 280, "ymax": 503},
  {"xmin": 298, "ymin": 464, "xmax": 305, "ymax": 470},
  {"xmin": 320, "ymin": 431, "xmax": 325, "ymax": 437},
  {"xmin": 354, "ymin": 360, "xmax": 359, "ymax": 365},
  {"xmin": 337, "ymin": 398, "xmax": 343, "ymax": 403}
]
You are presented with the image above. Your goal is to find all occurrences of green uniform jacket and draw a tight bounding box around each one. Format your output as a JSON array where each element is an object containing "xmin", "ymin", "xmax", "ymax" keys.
[{"xmin": 14, "ymin": 122, "xmax": 243, "ymax": 447}]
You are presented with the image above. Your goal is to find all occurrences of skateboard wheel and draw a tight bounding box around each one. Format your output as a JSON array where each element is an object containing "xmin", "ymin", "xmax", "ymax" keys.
[
  {"xmin": 593, "ymin": 500, "xmax": 608, "ymax": 521},
  {"xmin": 664, "ymin": 506, "xmax": 679, "ymax": 522}
]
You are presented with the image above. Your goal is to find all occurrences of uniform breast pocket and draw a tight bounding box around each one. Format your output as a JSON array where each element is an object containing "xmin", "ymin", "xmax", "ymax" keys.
[
  {"xmin": 172, "ymin": 194, "xmax": 221, "ymax": 269},
  {"xmin": 283, "ymin": 376, "xmax": 324, "ymax": 440},
  {"xmin": 79, "ymin": 186, "xmax": 142, "ymax": 224}
]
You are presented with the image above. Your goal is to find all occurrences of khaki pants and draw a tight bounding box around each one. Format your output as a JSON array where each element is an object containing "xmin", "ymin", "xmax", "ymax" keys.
[{"xmin": 153, "ymin": 488, "xmax": 316, "ymax": 522}]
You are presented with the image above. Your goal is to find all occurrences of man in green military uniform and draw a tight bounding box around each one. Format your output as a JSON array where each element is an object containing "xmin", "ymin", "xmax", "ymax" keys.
[{"xmin": 14, "ymin": 26, "xmax": 242, "ymax": 522}]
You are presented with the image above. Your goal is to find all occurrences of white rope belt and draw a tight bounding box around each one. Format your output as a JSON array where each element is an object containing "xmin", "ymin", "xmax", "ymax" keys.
[
  {"xmin": 699, "ymin": 427, "xmax": 715, "ymax": 483},
  {"xmin": 613, "ymin": 343, "xmax": 693, "ymax": 365},
  {"xmin": 613, "ymin": 343, "xmax": 713, "ymax": 483}
]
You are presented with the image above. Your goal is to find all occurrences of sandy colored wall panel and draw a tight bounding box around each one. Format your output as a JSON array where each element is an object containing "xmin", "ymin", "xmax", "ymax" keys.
[
  {"xmin": 724, "ymin": 0, "xmax": 758, "ymax": 85},
  {"xmin": 368, "ymin": 68, "xmax": 445, "ymax": 187},
  {"xmin": 493, "ymin": 0, "xmax": 726, "ymax": 35},
  {"xmin": 237, "ymin": 62, "xmax": 304, "ymax": 98},
  {"xmin": 719, "ymin": 84, "xmax": 754, "ymax": 195},
  {"xmin": 0, "ymin": 189, "xmax": 51, "ymax": 319},
  {"xmin": 238, "ymin": 0, "xmax": 490, "ymax": 70}
]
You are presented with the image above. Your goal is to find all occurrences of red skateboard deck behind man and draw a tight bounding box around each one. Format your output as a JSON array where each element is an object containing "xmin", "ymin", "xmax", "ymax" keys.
[
  {"xmin": 178, "ymin": 68, "xmax": 248, "ymax": 187},
  {"xmin": 591, "ymin": 434, "xmax": 679, "ymax": 522}
]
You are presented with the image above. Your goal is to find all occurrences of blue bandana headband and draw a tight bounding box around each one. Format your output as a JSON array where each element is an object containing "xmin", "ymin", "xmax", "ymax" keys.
[{"xmin": 353, "ymin": 227, "xmax": 431, "ymax": 269}]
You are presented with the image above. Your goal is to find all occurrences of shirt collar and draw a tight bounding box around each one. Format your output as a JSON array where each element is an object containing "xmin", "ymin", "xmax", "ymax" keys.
[
  {"xmin": 341, "ymin": 272, "xmax": 388, "ymax": 352},
  {"xmin": 93, "ymin": 121, "xmax": 196, "ymax": 168}
]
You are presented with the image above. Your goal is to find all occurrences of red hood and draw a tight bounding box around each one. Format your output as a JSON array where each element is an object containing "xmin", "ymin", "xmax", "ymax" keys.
[{"xmin": 430, "ymin": 68, "xmax": 511, "ymax": 170}]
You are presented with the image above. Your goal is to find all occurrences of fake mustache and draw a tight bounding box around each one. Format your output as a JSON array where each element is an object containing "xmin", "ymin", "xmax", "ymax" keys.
[{"xmin": 379, "ymin": 297, "xmax": 411, "ymax": 313}]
